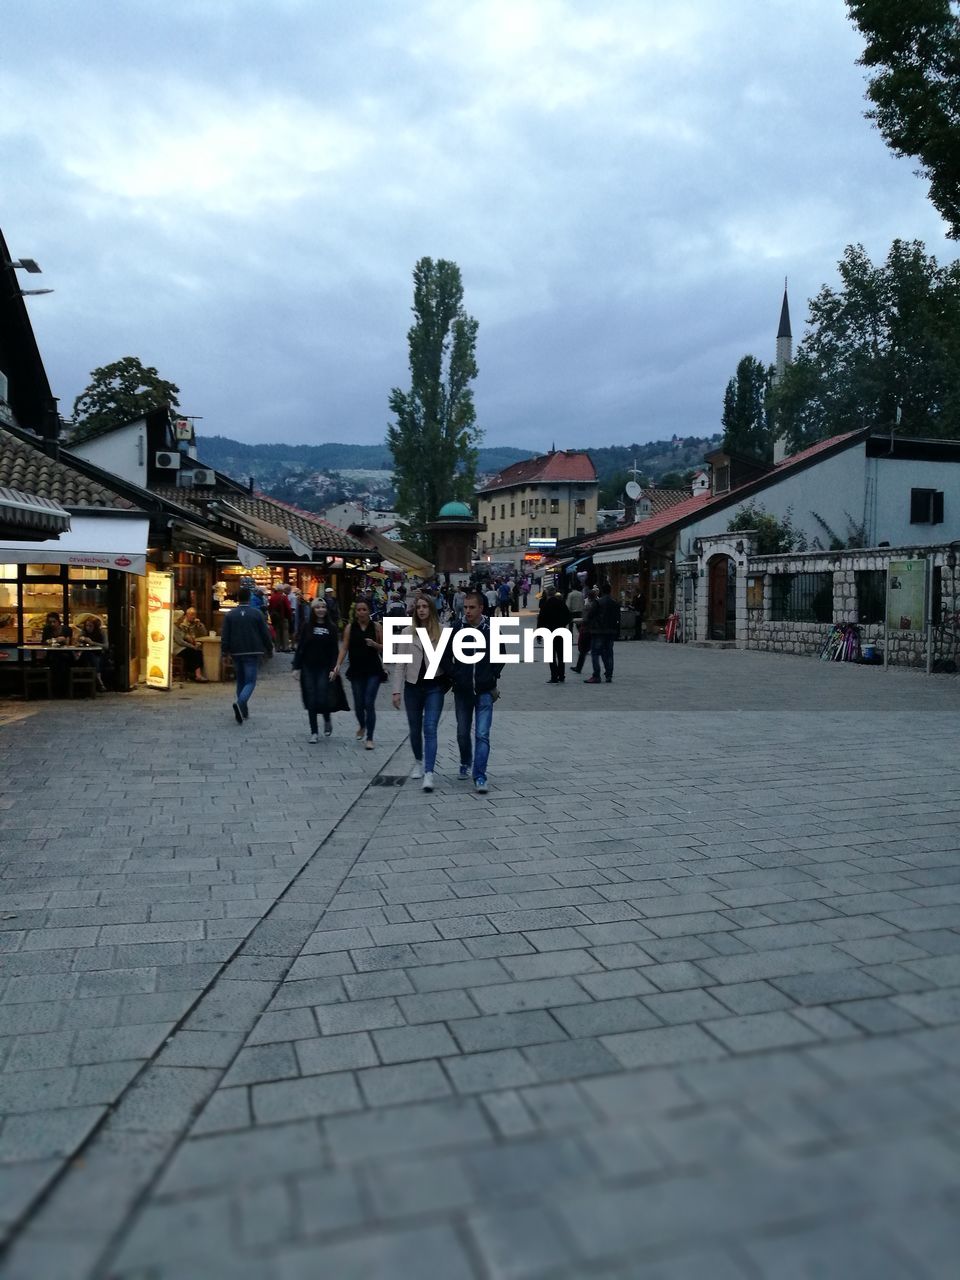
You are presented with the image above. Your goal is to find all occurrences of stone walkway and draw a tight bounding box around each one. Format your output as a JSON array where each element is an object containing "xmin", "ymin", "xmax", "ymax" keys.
[{"xmin": 1, "ymin": 638, "xmax": 959, "ymax": 1278}]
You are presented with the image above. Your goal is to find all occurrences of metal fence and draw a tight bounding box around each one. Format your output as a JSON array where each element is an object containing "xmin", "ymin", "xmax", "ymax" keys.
[{"xmin": 770, "ymin": 572, "xmax": 833, "ymax": 623}]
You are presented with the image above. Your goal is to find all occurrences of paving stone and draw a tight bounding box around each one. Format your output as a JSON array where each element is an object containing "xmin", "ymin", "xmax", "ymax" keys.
[
  {"xmin": 641, "ymin": 989, "xmax": 731, "ymax": 1025},
  {"xmin": 471, "ymin": 976, "xmax": 594, "ymax": 1014},
  {"xmin": 372, "ymin": 1021, "xmax": 460, "ymax": 1062},
  {"xmin": 323, "ymin": 1097, "xmax": 493, "ymax": 1162},
  {"xmin": 273, "ymin": 1223, "xmax": 476, "ymax": 1280},
  {"xmin": 251, "ymin": 1072, "xmax": 362, "ymax": 1123},
  {"xmin": 602, "ymin": 1024, "xmax": 728, "ymax": 1069},
  {"xmin": 444, "ymin": 1048, "xmax": 540, "ymax": 1093},
  {"xmin": 314, "ymin": 997, "xmax": 405, "ymax": 1035},
  {"xmin": 221, "ymin": 1042, "xmax": 300, "ymax": 1086},
  {"xmin": 550, "ymin": 997, "xmax": 661, "ymax": 1038},
  {"xmin": 157, "ymin": 1122, "xmax": 328, "ymax": 1194},
  {"xmin": 468, "ymin": 1204, "xmax": 573, "ymax": 1280},
  {"xmin": 396, "ymin": 989, "xmax": 479, "ymax": 1023},
  {"xmin": 358, "ymin": 1060, "xmax": 452, "ymax": 1106},
  {"xmin": 770, "ymin": 969, "xmax": 893, "ymax": 1005}
]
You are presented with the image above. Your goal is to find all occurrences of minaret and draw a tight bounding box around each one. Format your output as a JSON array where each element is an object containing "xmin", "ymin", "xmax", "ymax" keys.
[
  {"xmin": 774, "ymin": 279, "xmax": 792, "ymax": 386},
  {"xmin": 772, "ymin": 280, "xmax": 793, "ymax": 463}
]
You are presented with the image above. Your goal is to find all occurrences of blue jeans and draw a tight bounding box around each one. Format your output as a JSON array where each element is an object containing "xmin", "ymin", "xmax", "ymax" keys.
[
  {"xmin": 454, "ymin": 688, "xmax": 493, "ymax": 783},
  {"xmin": 350, "ymin": 674, "xmax": 381, "ymax": 740},
  {"xmin": 234, "ymin": 655, "xmax": 259, "ymax": 706},
  {"xmin": 591, "ymin": 635, "xmax": 614, "ymax": 680},
  {"xmin": 403, "ymin": 682, "xmax": 445, "ymax": 772}
]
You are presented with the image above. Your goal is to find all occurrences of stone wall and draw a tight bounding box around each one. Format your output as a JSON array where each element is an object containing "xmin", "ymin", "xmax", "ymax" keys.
[{"xmin": 738, "ymin": 545, "xmax": 958, "ymax": 669}]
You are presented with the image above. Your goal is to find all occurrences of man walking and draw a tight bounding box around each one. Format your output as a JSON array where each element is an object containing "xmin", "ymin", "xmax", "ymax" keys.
[
  {"xmin": 537, "ymin": 585, "xmax": 572, "ymax": 683},
  {"xmin": 221, "ymin": 586, "xmax": 274, "ymax": 723},
  {"xmin": 565, "ymin": 581, "xmax": 584, "ymax": 639},
  {"xmin": 451, "ymin": 591, "xmax": 504, "ymax": 794},
  {"xmin": 584, "ymin": 582, "xmax": 619, "ymax": 684}
]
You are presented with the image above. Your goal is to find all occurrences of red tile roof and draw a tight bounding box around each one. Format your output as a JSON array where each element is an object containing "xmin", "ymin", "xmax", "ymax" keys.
[
  {"xmin": 479, "ymin": 451, "xmax": 596, "ymax": 493},
  {"xmin": 586, "ymin": 428, "xmax": 868, "ymax": 550},
  {"xmin": 0, "ymin": 427, "xmax": 136, "ymax": 510}
]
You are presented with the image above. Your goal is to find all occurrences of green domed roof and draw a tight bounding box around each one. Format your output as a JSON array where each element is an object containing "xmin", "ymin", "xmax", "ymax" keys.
[{"xmin": 437, "ymin": 501, "xmax": 473, "ymax": 519}]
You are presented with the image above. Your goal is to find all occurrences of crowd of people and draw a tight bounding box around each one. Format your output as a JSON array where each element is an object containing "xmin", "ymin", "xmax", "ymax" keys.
[{"xmin": 216, "ymin": 571, "xmax": 628, "ymax": 796}]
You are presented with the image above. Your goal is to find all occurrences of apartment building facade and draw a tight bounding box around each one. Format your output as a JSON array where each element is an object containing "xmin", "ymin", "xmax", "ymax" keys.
[{"xmin": 476, "ymin": 450, "xmax": 598, "ymax": 572}]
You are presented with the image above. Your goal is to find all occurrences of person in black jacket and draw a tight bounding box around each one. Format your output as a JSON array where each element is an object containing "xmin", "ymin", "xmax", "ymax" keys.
[
  {"xmin": 220, "ymin": 587, "xmax": 273, "ymax": 723},
  {"xmin": 584, "ymin": 582, "xmax": 620, "ymax": 684},
  {"xmin": 450, "ymin": 591, "xmax": 504, "ymax": 794},
  {"xmin": 537, "ymin": 586, "xmax": 572, "ymax": 684},
  {"xmin": 292, "ymin": 597, "xmax": 350, "ymax": 742}
]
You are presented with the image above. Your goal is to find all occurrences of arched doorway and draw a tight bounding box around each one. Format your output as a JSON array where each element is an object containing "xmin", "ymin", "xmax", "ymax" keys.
[{"xmin": 708, "ymin": 555, "xmax": 736, "ymax": 641}]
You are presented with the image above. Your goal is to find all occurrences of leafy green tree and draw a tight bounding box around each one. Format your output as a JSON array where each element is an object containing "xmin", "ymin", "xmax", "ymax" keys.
[
  {"xmin": 847, "ymin": 0, "xmax": 960, "ymax": 237},
  {"xmin": 388, "ymin": 258, "xmax": 480, "ymax": 551},
  {"xmin": 722, "ymin": 355, "xmax": 774, "ymax": 460},
  {"xmin": 769, "ymin": 239, "xmax": 960, "ymax": 449},
  {"xmin": 727, "ymin": 503, "xmax": 806, "ymax": 554},
  {"xmin": 70, "ymin": 357, "xmax": 180, "ymax": 442}
]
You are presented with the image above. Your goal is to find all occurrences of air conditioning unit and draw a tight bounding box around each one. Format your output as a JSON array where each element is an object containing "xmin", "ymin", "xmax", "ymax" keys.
[
  {"xmin": 155, "ymin": 451, "xmax": 180, "ymax": 470},
  {"xmin": 191, "ymin": 468, "xmax": 215, "ymax": 487}
]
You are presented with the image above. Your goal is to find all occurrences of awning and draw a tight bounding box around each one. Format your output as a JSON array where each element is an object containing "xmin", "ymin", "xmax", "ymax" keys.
[
  {"xmin": 0, "ymin": 487, "xmax": 71, "ymax": 540},
  {"xmin": 352, "ymin": 526, "xmax": 433, "ymax": 576},
  {"xmin": 0, "ymin": 513, "xmax": 149, "ymax": 574},
  {"xmin": 593, "ymin": 547, "xmax": 640, "ymax": 566}
]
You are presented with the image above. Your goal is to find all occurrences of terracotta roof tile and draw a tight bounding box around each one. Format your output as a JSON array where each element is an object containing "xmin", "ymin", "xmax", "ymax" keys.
[
  {"xmin": 587, "ymin": 428, "xmax": 868, "ymax": 550},
  {"xmin": 0, "ymin": 428, "xmax": 135, "ymax": 510},
  {"xmin": 152, "ymin": 486, "xmax": 372, "ymax": 554},
  {"xmin": 479, "ymin": 451, "xmax": 597, "ymax": 493}
]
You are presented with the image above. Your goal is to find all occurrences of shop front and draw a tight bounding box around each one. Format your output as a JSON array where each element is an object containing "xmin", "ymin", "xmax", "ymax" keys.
[{"xmin": 0, "ymin": 514, "xmax": 149, "ymax": 691}]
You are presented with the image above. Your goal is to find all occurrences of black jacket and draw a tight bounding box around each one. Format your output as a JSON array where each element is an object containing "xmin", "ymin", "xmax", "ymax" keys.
[
  {"xmin": 537, "ymin": 595, "xmax": 572, "ymax": 629},
  {"xmin": 588, "ymin": 594, "xmax": 621, "ymax": 637},
  {"xmin": 449, "ymin": 618, "xmax": 503, "ymax": 694},
  {"xmin": 220, "ymin": 604, "xmax": 273, "ymax": 657}
]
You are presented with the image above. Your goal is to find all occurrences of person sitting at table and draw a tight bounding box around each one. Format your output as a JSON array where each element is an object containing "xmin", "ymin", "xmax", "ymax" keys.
[
  {"xmin": 76, "ymin": 617, "xmax": 107, "ymax": 691},
  {"xmin": 173, "ymin": 607, "xmax": 209, "ymax": 682},
  {"xmin": 41, "ymin": 612, "xmax": 73, "ymax": 644}
]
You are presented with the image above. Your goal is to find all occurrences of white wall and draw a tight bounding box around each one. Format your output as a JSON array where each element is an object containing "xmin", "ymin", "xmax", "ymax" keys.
[
  {"xmin": 676, "ymin": 445, "xmax": 869, "ymax": 558},
  {"xmin": 872, "ymin": 455, "xmax": 960, "ymax": 546},
  {"xmin": 71, "ymin": 421, "xmax": 146, "ymax": 487}
]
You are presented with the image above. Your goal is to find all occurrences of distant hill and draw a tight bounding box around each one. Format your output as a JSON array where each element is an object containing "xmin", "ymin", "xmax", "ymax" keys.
[{"xmin": 195, "ymin": 433, "xmax": 722, "ymax": 515}]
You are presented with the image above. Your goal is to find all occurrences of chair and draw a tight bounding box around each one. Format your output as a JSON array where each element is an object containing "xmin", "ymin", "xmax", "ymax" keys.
[
  {"xmin": 22, "ymin": 666, "xmax": 52, "ymax": 700},
  {"xmin": 68, "ymin": 667, "xmax": 97, "ymax": 699},
  {"xmin": 171, "ymin": 653, "xmax": 185, "ymax": 682}
]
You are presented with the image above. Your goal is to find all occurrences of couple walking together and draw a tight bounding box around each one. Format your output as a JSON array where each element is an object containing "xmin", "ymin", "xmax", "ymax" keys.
[{"xmin": 392, "ymin": 591, "xmax": 501, "ymax": 794}]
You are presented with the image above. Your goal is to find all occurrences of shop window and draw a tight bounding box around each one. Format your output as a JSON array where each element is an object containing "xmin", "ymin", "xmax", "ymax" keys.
[
  {"xmin": 855, "ymin": 569, "xmax": 885, "ymax": 624},
  {"xmin": 770, "ymin": 572, "xmax": 833, "ymax": 622},
  {"xmin": 0, "ymin": 578, "xmax": 17, "ymax": 646},
  {"xmin": 910, "ymin": 488, "xmax": 944, "ymax": 524},
  {"xmin": 69, "ymin": 571, "xmax": 109, "ymax": 635},
  {"xmin": 21, "ymin": 578, "xmax": 67, "ymax": 643}
]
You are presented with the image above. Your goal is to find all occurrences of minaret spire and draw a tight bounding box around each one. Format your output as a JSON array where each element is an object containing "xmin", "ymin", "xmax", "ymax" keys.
[{"xmin": 772, "ymin": 280, "xmax": 794, "ymax": 464}]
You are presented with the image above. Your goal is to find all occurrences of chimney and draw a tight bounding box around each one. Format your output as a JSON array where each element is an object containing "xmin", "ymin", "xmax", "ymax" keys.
[
  {"xmin": 40, "ymin": 398, "xmax": 60, "ymax": 460},
  {"xmin": 248, "ymin": 475, "xmax": 255, "ymax": 493}
]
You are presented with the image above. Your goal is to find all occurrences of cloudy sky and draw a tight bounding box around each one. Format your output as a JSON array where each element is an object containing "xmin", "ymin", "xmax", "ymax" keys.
[{"xmin": 2, "ymin": 0, "xmax": 955, "ymax": 453}]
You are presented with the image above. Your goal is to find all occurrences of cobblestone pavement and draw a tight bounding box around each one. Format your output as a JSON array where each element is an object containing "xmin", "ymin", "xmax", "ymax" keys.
[{"xmin": 1, "ymin": 637, "xmax": 959, "ymax": 1278}]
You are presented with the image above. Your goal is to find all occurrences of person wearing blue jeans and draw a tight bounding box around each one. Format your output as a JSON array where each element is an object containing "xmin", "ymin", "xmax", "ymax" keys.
[
  {"xmin": 220, "ymin": 586, "xmax": 273, "ymax": 723},
  {"xmin": 334, "ymin": 599, "xmax": 384, "ymax": 749},
  {"xmin": 449, "ymin": 591, "xmax": 503, "ymax": 795},
  {"xmin": 390, "ymin": 595, "xmax": 447, "ymax": 792}
]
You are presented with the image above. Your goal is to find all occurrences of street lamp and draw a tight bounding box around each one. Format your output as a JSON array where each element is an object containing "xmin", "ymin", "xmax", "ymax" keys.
[{"xmin": 5, "ymin": 253, "xmax": 54, "ymax": 299}]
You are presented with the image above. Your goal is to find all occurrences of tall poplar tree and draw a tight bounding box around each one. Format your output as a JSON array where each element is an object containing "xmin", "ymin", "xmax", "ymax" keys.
[
  {"xmin": 388, "ymin": 258, "xmax": 480, "ymax": 551},
  {"xmin": 721, "ymin": 355, "xmax": 774, "ymax": 460}
]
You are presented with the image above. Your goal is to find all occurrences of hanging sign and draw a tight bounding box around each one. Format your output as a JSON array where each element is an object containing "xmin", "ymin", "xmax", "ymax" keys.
[
  {"xmin": 886, "ymin": 559, "xmax": 927, "ymax": 631},
  {"xmin": 146, "ymin": 570, "xmax": 174, "ymax": 689}
]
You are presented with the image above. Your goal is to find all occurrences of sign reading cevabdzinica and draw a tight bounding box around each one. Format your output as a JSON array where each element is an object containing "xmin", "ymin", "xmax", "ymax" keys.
[
  {"xmin": 886, "ymin": 559, "xmax": 927, "ymax": 632},
  {"xmin": 146, "ymin": 570, "xmax": 174, "ymax": 689}
]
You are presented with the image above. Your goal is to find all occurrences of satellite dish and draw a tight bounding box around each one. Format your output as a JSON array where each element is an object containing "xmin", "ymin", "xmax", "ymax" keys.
[{"xmin": 625, "ymin": 481, "xmax": 642, "ymax": 500}]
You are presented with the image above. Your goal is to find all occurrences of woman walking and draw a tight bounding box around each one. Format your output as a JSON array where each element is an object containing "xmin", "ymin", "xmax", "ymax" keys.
[
  {"xmin": 391, "ymin": 594, "xmax": 448, "ymax": 792},
  {"xmin": 292, "ymin": 598, "xmax": 349, "ymax": 742},
  {"xmin": 335, "ymin": 598, "xmax": 385, "ymax": 750}
]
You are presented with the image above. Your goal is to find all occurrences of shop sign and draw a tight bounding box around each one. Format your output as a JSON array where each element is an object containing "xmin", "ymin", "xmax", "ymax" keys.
[
  {"xmin": 886, "ymin": 559, "xmax": 927, "ymax": 631},
  {"xmin": 529, "ymin": 537, "xmax": 557, "ymax": 549},
  {"xmin": 173, "ymin": 419, "xmax": 195, "ymax": 443},
  {"xmin": 146, "ymin": 569, "xmax": 174, "ymax": 689},
  {"xmin": 65, "ymin": 551, "xmax": 146, "ymax": 573}
]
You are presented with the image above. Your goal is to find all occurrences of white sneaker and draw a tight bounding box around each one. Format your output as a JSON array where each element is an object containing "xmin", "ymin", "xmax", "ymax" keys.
[
  {"xmin": 411, "ymin": 762, "xmax": 423, "ymax": 779},
  {"xmin": 422, "ymin": 772, "xmax": 434, "ymax": 792},
  {"xmin": 308, "ymin": 733, "xmax": 319, "ymax": 744}
]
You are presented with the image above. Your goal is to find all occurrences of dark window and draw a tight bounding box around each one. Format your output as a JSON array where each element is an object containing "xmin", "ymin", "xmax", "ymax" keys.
[
  {"xmin": 550, "ymin": 527, "xmax": 559, "ymax": 539},
  {"xmin": 575, "ymin": 498, "xmax": 585, "ymax": 514},
  {"xmin": 714, "ymin": 464, "xmax": 730, "ymax": 494},
  {"xmin": 770, "ymin": 572, "xmax": 833, "ymax": 622},
  {"xmin": 550, "ymin": 499, "xmax": 559, "ymax": 514},
  {"xmin": 856, "ymin": 570, "xmax": 885, "ymax": 623},
  {"xmin": 910, "ymin": 488, "xmax": 944, "ymax": 524}
]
